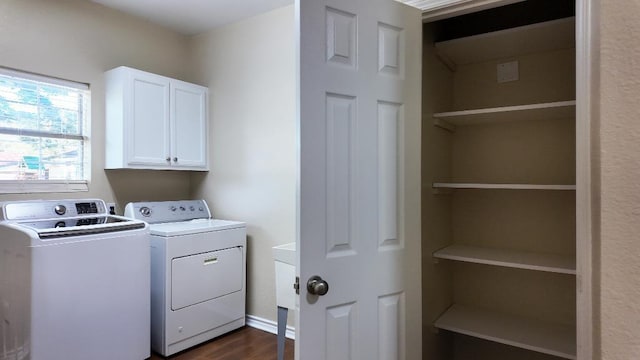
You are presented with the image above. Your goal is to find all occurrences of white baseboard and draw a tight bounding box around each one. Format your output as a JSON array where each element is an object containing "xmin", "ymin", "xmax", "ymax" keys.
[{"xmin": 246, "ymin": 314, "xmax": 296, "ymax": 340}]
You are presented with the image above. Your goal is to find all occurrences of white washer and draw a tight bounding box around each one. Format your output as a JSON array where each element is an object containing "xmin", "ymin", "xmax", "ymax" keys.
[
  {"xmin": 124, "ymin": 200, "xmax": 246, "ymax": 357},
  {"xmin": 0, "ymin": 199, "xmax": 150, "ymax": 360}
]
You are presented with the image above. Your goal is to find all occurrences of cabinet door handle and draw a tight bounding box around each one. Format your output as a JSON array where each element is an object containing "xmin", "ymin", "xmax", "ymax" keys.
[
  {"xmin": 173, "ymin": 157, "xmax": 178, "ymax": 162},
  {"xmin": 165, "ymin": 157, "xmax": 171, "ymax": 162}
]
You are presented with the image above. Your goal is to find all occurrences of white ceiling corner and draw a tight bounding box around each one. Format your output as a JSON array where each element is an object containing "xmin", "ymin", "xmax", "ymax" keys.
[{"xmin": 90, "ymin": 0, "xmax": 294, "ymax": 35}]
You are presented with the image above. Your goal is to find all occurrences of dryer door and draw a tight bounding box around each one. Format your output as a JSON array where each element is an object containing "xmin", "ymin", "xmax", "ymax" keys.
[{"xmin": 171, "ymin": 246, "xmax": 243, "ymax": 310}]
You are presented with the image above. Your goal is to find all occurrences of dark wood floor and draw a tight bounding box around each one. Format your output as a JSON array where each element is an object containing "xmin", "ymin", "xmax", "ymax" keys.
[{"xmin": 150, "ymin": 326, "xmax": 294, "ymax": 360}]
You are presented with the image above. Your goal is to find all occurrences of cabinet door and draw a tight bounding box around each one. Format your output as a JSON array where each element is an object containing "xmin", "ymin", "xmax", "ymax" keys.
[
  {"xmin": 127, "ymin": 71, "xmax": 171, "ymax": 167},
  {"xmin": 171, "ymin": 80, "xmax": 208, "ymax": 169}
]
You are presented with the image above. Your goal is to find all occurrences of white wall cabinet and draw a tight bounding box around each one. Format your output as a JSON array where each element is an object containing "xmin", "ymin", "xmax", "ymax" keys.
[{"xmin": 105, "ymin": 66, "xmax": 208, "ymax": 171}]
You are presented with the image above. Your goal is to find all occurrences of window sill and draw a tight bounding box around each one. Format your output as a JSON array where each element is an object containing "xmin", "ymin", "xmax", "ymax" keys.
[{"xmin": 0, "ymin": 181, "xmax": 89, "ymax": 194}]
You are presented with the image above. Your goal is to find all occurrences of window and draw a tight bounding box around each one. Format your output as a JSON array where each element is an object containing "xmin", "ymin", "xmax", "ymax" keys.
[{"xmin": 0, "ymin": 67, "xmax": 90, "ymax": 193}]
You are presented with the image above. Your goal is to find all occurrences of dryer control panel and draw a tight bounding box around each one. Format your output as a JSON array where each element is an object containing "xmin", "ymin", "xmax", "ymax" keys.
[{"xmin": 124, "ymin": 200, "xmax": 211, "ymax": 224}]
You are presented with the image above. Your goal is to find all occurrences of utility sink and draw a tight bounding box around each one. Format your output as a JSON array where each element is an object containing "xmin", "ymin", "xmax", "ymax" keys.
[
  {"xmin": 272, "ymin": 242, "xmax": 296, "ymax": 310},
  {"xmin": 272, "ymin": 242, "xmax": 296, "ymax": 266}
]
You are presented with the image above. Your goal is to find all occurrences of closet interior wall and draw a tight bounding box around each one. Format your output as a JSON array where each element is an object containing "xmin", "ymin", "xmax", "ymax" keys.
[
  {"xmin": 421, "ymin": 5, "xmax": 577, "ymax": 360},
  {"xmin": 422, "ymin": 22, "xmax": 455, "ymax": 360}
]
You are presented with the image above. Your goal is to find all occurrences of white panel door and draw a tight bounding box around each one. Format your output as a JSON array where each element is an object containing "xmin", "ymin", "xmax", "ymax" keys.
[
  {"xmin": 297, "ymin": 0, "xmax": 421, "ymax": 359},
  {"xmin": 127, "ymin": 71, "xmax": 171, "ymax": 167},
  {"xmin": 171, "ymin": 80, "xmax": 208, "ymax": 169}
]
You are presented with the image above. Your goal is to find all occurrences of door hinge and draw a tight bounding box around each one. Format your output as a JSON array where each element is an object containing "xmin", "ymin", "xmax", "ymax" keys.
[{"xmin": 294, "ymin": 276, "xmax": 300, "ymax": 295}]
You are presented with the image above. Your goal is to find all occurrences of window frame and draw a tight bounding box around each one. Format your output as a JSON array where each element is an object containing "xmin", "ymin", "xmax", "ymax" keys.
[{"xmin": 0, "ymin": 67, "xmax": 91, "ymax": 193}]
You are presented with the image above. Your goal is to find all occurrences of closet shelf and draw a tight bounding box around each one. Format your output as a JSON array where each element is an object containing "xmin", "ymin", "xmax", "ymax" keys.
[
  {"xmin": 434, "ymin": 304, "xmax": 576, "ymax": 360},
  {"xmin": 433, "ymin": 244, "xmax": 576, "ymax": 275},
  {"xmin": 432, "ymin": 100, "xmax": 575, "ymax": 128},
  {"xmin": 435, "ymin": 17, "xmax": 575, "ymax": 66},
  {"xmin": 432, "ymin": 183, "xmax": 576, "ymax": 191}
]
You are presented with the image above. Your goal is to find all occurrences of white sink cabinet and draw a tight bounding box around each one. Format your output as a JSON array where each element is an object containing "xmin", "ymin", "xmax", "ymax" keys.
[
  {"xmin": 272, "ymin": 242, "xmax": 296, "ymax": 310},
  {"xmin": 105, "ymin": 66, "xmax": 208, "ymax": 171}
]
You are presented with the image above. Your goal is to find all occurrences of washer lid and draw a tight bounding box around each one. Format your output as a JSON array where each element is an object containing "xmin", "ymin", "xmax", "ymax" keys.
[
  {"xmin": 149, "ymin": 219, "xmax": 245, "ymax": 237},
  {"xmin": 16, "ymin": 216, "xmax": 147, "ymax": 239}
]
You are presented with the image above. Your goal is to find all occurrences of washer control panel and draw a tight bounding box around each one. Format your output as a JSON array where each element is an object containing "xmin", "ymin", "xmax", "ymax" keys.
[
  {"xmin": 1, "ymin": 199, "xmax": 107, "ymax": 221},
  {"xmin": 124, "ymin": 200, "xmax": 210, "ymax": 224}
]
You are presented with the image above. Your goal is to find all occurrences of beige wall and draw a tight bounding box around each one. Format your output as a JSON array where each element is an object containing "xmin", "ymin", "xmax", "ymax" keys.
[
  {"xmin": 0, "ymin": 0, "xmax": 194, "ymax": 208},
  {"xmin": 189, "ymin": 6, "xmax": 296, "ymax": 325},
  {"xmin": 599, "ymin": 1, "xmax": 640, "ymax": 359}
]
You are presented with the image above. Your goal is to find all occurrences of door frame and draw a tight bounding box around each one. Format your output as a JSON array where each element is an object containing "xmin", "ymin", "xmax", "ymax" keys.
[
  {"xmin": 418, "ymin": 0, "xmax": 525, "ymax": 22},
  {"xmin": 419, "ymin": 0, "xmax": 597, "ymax": 359}
]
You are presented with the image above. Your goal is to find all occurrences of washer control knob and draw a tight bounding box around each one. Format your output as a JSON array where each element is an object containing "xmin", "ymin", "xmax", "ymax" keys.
[
  {"xmin": 189, "ymin": 206, "xmax": 195, "ymax": 211},
  {"xmin": 54, "ymin": 205, "xmax": 66, "ymax": 215},
  {"xmin": 170, "ymin": 206, "xmax": 177, "ymax": 212},
  {"xmin": 139, "ymin": 207, "xmax": 151, "ymax": 217},
  {"xmin": 55, "ymin": 221, "xmax": 66, "ymax": 228},
  {"xmin": 179, "ymin": 206, "xmax": 186, "ymax": 211},
  {"xmin": 199, "ymin": 207, "xmax": 204, "ymax": 211}
]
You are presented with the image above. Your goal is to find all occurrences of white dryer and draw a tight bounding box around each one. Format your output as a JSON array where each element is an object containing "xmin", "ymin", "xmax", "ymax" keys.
[{"xmin": 124, "ymin": 200, "xmax": 246, "ymax": 356}]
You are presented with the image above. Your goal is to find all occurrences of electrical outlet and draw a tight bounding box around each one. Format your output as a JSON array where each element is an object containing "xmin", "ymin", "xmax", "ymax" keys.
[
  {"xmin": 497, "ymin": 60, "xmax": 519, "ymax": 83},
  {"xmin": 107, "ymin": 202, "xmax": 116, "ymax": 215}
]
